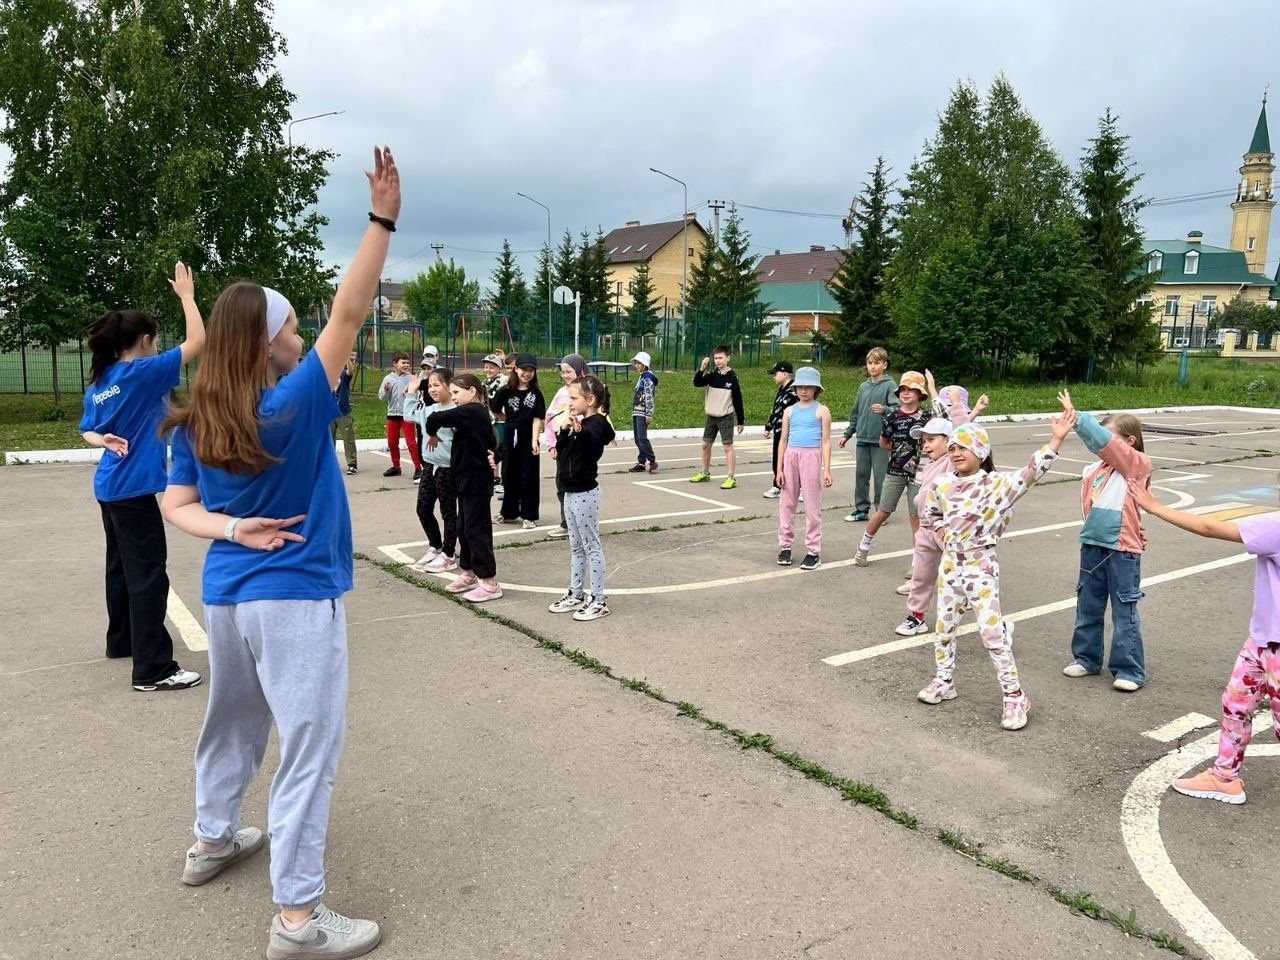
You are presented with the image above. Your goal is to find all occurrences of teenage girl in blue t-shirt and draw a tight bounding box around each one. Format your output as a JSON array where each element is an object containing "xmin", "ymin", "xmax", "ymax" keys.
[
  {"xmin": 159, "ymin": 147, "xmax": 399, "ymax": 960},
  {"xmin": 80, "ymin": 261, "xmax": 205, "ymax": 692}
]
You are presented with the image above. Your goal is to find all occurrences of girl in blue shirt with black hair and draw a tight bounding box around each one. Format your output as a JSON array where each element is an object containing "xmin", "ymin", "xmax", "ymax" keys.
[
  {"xmin": 159, "ymin": 147, "xmax": 399, "ymax": 960},
  {"xmin": 80, "ymin": 261, "xmax": 205, "ymax": 692}
]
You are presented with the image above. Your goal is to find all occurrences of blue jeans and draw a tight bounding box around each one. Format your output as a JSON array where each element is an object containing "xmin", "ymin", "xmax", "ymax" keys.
[
  {"xmin": 633, "ymin": 414, "xmax": 655, "ymax": 464},
  {"xmin": 1070, "ymin": 544, "xmax": 1146, "ymax": 684}
]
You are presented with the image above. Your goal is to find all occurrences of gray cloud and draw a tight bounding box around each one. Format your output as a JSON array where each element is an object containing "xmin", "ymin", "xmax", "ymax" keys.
[{"xmin": 275, "ymin": 0, "xmax": 1277, "ymax": 289}]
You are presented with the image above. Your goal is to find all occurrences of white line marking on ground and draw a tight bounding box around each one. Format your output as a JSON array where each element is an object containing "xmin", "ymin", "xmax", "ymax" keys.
[
  {"xmin": 1142, "ymin": 712, "xmax": 1218, "ymax": 743},
  {"xmin": 347, "ymin": 612, "xmax": 444, "ymax": 626},
  {"xmin": 1122, "ymin": 716, "xmax": 1276, "ymax": 960},
  {"xmin": 1156, "ymin": 472, "xmax": 1215, "ymax": 483},
  {"xmin": 822, "ymin": 553, "xmax": 1253, "ymax": 666},
  {"xmin": 1, "ymin": 657, "xmax": 109, "ymax": 678},
  {"xmin": 1210, "ymin": 462, "xmax": 1280, "ymax": 473},
  {"xmin": 167, "ymin": 588, "xmax": 207, "ymax": 651}
]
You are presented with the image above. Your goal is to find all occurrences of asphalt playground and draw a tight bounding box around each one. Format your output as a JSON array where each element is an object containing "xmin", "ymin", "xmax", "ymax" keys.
[{"xmin": 4, "ymin": 408, "xmax": 1280, "ymax": 959}]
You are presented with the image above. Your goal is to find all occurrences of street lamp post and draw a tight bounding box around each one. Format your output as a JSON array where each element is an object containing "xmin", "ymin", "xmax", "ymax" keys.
[
  {"xmin": 517, "ymin": 192, "xmax": 553, "ymax": 352},
  {"xmin": 287, "ymin": 110, "xmax": 346, "ymax": 151},
  {"xmin": 649, "ymin": 167, "xmax": 688, "ymax": 320}
]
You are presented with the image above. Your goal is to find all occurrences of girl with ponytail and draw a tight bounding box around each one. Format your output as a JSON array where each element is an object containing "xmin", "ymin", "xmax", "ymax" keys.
[{"xmin": 79, "ymin": 262, "xmax": 205, "ymax": 692}]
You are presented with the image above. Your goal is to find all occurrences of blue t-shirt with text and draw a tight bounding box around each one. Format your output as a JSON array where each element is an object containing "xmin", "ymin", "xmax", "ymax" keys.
[
  {"xmin": 79, "ymin": 347, "xmax": 182, "ymax": 502},
  {"xmin": 169, "ymin": 350, "xmax": 352, "ymax": 605}
]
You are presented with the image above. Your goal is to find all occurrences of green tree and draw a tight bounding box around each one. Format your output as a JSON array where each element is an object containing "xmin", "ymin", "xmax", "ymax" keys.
[
  {"xmin": 402, "ymin": 258, "xmax": 481, "ymax": 338},
  {"xmin": 488, "ymin": 239, "xmax": 529, "ymax": 315},
  {"xmin": 685, "ymin": 230, "xmax": 718, "ymax": 317},
  {"xmin": 0, "ymin": 0, "xmax": 335, "ymax": 365},
  {"xmin": 624, "ymin": 260, "xmax": 661, "ymax": 340},
  {"xmin": 1075, "ymin": 109, "xmax": 1160, "ymax": 374},
  {"xmin": 1216, "ymin": 298, "xmax": 1277, "ymax": 338},
  {"xmin": 885, "ymin": 76, "xmax": 1100, "ymax": 379},
  {"xmin": 526, "ymin": 242, "xmax": 553, "ymax": 345},
  {"xmin": 574, "ymin": 227, "xmax": 612, "ymax": 322},
  {"xmin": 827, "ymin": 156, "xmax": 897, "ymax": 363},
  {"xmin": 552, "ymin": 229, "xmax": 577, "ymax": 290},
  {"xmin": 715, "ymin": 205, "xmax": 768, "ymax": 343}
]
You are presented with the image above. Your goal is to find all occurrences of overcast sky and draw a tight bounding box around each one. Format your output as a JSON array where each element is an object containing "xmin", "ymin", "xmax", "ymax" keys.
[{"xmin": 273, "ymin": 0, "xmax": 1278, "ymax": 291}]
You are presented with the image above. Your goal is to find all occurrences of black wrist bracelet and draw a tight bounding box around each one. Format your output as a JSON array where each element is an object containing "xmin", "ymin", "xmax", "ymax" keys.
[{"xmin": 369, "ymin": 212, "xmax": 396, "ymax": 232}]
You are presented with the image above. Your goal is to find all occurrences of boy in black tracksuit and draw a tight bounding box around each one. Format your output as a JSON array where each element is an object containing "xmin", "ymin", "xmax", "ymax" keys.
[{"xmin": 763, "ymin": 361, "xmax": 798, "ymax": 498}]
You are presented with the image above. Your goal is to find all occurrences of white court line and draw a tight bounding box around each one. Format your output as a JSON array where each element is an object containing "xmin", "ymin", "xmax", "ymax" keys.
[
  {"xmin": 1141, "ymin": 712, "xmax": 1217, "ymax": 743},
  {"xmin": 347, "ymin": 612, "xmax": 444, "ymax": 626},
  {"xmin": 2, "ymin": 657, "xmax": 109, "ymax": 678},
  {"xmin": 1156, "ymin": 472, "xmax": 1215, "ymax": 483},
  {"xmin": 167, "ymin": 588, "xmax": 207, "ymax": 652},
  {"xmin": 1122, "ymin": 715, "xmax": 1276, "ymax": 960},
  {"xmin": 1210, "ymin": 462, "xmax": 1280, "ymax": 473},
  {"xmin": 822, "ymin": 552, "xmax": 1254, "ymax": 666}
]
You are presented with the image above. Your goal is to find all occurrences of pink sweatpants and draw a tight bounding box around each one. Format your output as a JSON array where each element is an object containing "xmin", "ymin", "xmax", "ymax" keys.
[
  {"xmin": 907, "ymin": 524, "xmax": 944, "ymax": 617},
  {"xmin": 778, "ymin": 447, "xmax": 823, "ymax": 555},
  {"xmin": 1213, "ymin": 639, "xmax": 1280, "ymax": 781}
]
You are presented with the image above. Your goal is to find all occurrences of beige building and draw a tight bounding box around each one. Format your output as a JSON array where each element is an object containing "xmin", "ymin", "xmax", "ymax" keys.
[
  {"xmin": 1149, "ymin": 100, "xmax": 1277, "ymax": 350},
  {"xmin": 603, "ymin": 215, "xmax": 710, "ymax": 315}
]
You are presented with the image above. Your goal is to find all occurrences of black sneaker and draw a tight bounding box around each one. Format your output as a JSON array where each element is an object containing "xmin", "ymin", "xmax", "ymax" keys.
[
  {"xmin": 412, "ymin": 467, "xmax": 423, "ymax": 482},
  {"xmin": 383, "ymin": 466, "xmax": 402, "ymax": 477},
  {"xmin": 777, "ymin": 549, "xmax": 792, "ymax": 566},
  {"xmin": 133, "ymin": 668, "xmax": 202, "ymax": 692},
  {"xmin": 800, "ymin": 554, "xmax": 821, "ymax": 571},
  {"xmin": 346, "ymin": 466, "xmax": 358, "ymax": 475},
  {"xmin": 628, "ymin": 463, "xmax": 647, "ymax": 473}
]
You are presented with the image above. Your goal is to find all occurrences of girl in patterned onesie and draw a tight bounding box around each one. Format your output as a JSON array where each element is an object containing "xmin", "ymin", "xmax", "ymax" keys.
[{"xmin": 920, "ymin": 411, "xmax": 1076, "ymax": 730}]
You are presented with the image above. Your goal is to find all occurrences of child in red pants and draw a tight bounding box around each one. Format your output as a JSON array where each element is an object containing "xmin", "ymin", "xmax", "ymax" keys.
[{"xmin": 378, "ymin": 351, "xmax": 423, "ymax": 480}]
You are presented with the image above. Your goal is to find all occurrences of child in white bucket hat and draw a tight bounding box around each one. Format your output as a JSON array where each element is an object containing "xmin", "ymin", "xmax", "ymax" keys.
[{"xmin": 774, "ymin": 366, "xmax": 832, "ymax": 571}]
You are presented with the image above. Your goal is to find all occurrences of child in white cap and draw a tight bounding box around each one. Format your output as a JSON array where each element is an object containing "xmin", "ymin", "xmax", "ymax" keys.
[
  {"xmin": 920, "ymin": 412, "xmax": 1076, "ymax": 730},
  {"xmin": 629, "ymin": 351, "xmax": 660, "ymax": 473},
  {"xmin": 774, "ymin": 366, "xmax": 832, "ymax": 571}
]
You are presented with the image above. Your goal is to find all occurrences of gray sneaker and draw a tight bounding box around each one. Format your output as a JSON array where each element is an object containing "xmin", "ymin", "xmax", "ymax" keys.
[
  {"xmin": 182, "ymin": 827, "xmax": 265, "ymax": 885},
  {"xmin": 267, "ymin": 904, "xmax": 381, "ymax": 960}
]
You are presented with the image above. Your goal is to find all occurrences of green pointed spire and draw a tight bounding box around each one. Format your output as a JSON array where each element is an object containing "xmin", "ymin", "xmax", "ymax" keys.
[{"xmin": 1248, "ymin": 97, "xmax": 1271, "ymax": 155}]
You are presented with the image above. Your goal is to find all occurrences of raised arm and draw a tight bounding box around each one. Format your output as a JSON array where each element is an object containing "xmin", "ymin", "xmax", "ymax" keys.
[
  {"xmin": 168, "ymin": 262, "xmax": 206, "ymax": 364},
  {"xmin": 314, "ymin": 146, "xmax": 401, "ymax": 385}
]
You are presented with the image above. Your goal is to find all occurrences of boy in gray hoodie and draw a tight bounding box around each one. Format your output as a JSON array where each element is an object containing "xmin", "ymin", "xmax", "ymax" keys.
[{"xmin": 838, "ymin": 346, "xmax": 898, "ymax": 521}]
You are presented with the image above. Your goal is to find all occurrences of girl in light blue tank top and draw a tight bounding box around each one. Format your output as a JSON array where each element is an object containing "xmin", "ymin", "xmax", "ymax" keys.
[
  {"xmin": 774, "ymin": 367, "xmax": 833, "ymax": 569},
  {"xmin": 787, "ymin": 402, "xmax": 822, "ymax": 448}
]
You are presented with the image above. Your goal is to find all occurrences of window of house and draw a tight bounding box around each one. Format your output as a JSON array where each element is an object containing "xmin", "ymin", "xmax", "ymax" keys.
[
  {"xmin": 637, "ymin": 244, "xmax": 647, "ymax": 253},
  {"xmin": 1199, "ymin": 296, "xmax": 1218, "ymax": 316},
  {"xmin": 1248, "ymin": 237, "xmax": 1257, "ymax": 252},
  {"xmin": 766, "ymin": 269, "xmax": 775, "ymax": 277},
  {"xmin": 620, "ymin": 245, "xmax": 631, "ymax": 254},
  {"xmin": 1148, "ymin": 252, "xmax": 1163, "ymax": 273},
  {"xmin": 1184, "ymin": 250, "xmax": 1199, "ymax": 275},
  {"xmin": 1164, "ymin": 294, "xmax": 1181, "ymax": 316},
  {"xmin": 608, "ymin": 246, "xmax": 619, "ymax": 255},
  {"xmin": 688, "ymin": 247, "xmax": 695, "ymax": 256},
  {"xmin": 1136, "ymin": 293, "xmax": 1153, "ymax": 306}
]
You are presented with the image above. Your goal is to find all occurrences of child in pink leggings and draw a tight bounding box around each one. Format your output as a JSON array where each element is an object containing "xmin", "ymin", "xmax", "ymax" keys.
[
  {"xmin": 774, "ymin": 366, "xmax": 832, "ymax": 572},
  {"xmin": 1135, "ymin": 485, "xmax": 1280, "ymax": 804},
  {"xmin": 894, "ymin": 390, "xmax": 987, "ymax": 637}
]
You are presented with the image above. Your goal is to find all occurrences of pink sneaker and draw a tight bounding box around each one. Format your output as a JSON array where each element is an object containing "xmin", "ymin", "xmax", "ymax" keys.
[
  {"xmin": 1172, "ymin": 769, "xmax": 1246, "ymax": 805},
  {"xmin": 1000, "ymin": 692, "xmax": 1031, "ymax": 731},
  {"xmin": 463, "ymin": 581, "xmax": 503, "ymax": 603},
  {"xmin": 444, "ymin": 572, "xmax": 477, "ymax": 594}
]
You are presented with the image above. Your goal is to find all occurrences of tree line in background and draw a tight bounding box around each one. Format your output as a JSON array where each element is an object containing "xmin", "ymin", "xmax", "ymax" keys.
[
  {"xmin": 0, "ymin": 0, "xmax": 334, "ymax": 367},
  {"xmin": 826, "ymin": 76, "xmax": 1163, "ymax": 381}
]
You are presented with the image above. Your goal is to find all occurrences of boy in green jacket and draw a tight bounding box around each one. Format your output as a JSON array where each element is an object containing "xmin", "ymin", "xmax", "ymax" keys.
[{"xmin": 838, "ymin": 346, "xmax": 898, "ymax": 521}]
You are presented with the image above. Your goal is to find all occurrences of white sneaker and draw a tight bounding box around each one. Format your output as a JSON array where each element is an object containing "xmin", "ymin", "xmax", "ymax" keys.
[
  {"xmin": 267, "ymin": 903, "xmax": 381, "ymax": 959},
  {"xmin": 1113, "ymin": 678, "xmax": 1142, "ymax": 692},
  {"xmin": 545, "ymin": 525, "xmax": 570, "ymax": 540},
  {"xmin": 1062, "ymin": 662, "xmax": 1095, "ymax": 678},
  {"xmin": 1001, "ymin": 693, "xmax": 1031, "ymax": 731},
  {"xmin": 917, "ymin": 678, "xmax": 956, "ymax": 704},
  {"xmin": 425, "ymin": 553, "xmax": 457, "ymax": 572},
  {"xmin": 895, "ymin": 581, "xmax": 911, "ymax": 596},
  {"xmin": 548, "ymin": 592, "xmax": 586, "ymax": 614},
  {"xmin": 521, "ymin": 519, "xmax": 538, "ymax": 530},
  {"xmin": 133, "ymin": 668, "xmax": 201, "ymax": 692},
  {"xmin": 411, "ymin": 547, "xmax": 440, "ymax": 569},
  {"xmin": 763, "ymin": 486, "xmax": 781, "ymax": 499},
  {"xmin": 895, "ymin": 616, "xmax": 930, "ymax": 637},
  {"xmin": 573, "ymin": 597, "xmax": 611, "ymax": 621}
]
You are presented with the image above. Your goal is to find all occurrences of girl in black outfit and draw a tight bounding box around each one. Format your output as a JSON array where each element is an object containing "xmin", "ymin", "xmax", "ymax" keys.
[
  {"xmin": 490, "ymin": 353, "xmax": 545, "ymax": 527},
  {"xmin": 425, "ymin": 374, "xmax": 504, "ymax": 603}
]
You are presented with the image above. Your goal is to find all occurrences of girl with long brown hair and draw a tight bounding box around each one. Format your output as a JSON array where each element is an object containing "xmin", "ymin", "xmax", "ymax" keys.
[
  {"xmin": 159, "ymin": 147, "xmax": 400, "ymax": 960},
  {"xmin": 80, "ymin": 262, "xmax": 205, "ymax": 692}
]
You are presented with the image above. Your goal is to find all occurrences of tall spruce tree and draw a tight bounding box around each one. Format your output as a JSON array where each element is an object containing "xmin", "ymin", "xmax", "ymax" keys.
[
  {"xmin": 715, "ymin": 205, "xmax": 766, "ymax": 341},
  {"xmin": 625, "ymin": 260, "xmax": 661, "ymax": 340},
  {"xmin": 575, "ymin": 227, "xmax": 612, "ymax": 321},
  {"xmin": 489, "ymin": 239, "xmax": 529, "ymax": 315},
  {"xmin": 1075, "ymin": 109, "xmax": 1160, "ymax": 374},
  {"xmin": 526, "ymin": 241, "xmax": 553, "ymax": 345},
  {"xmin": 885, "ymin": 77, "xmax": 1100, "ymax": 378},
  {"xmin": 828, "ymin": 157, "xmax": 897, "ymax": 362}
]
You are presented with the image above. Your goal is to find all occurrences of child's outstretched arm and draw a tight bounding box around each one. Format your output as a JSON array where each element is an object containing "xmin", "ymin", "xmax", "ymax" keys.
[
  {"xmin": 1007, "ymin": 409, "xmax": 1075, "ymax": 499},
  {"xmin": 1133, "ymin": 485, "xmax": 1243, "ymax": 543},
  {"xmin": 1059, "ymin": 390, "xmax": 1150, "ymax": 484},
  {"xmin": 315, "ymin": 146, "xmax": 401, "ymax": 386},
  {"xmin": 169, "ymin": 262, "xmax": 206, "ymax": 363}
]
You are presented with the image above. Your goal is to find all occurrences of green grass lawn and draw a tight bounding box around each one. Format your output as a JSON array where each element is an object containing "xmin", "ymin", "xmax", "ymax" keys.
[{"xmin": 5, "ymin": 355, "xmax": 1279, "ymax": 462}]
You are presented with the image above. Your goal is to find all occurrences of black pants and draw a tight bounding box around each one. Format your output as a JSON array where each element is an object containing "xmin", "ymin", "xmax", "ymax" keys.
[
  {"xmin": 457, "ymin": 492, "xmax": 497, "ymax": 579},
  {"xmin": 500, "ymin": 429, "xmax": 541, "ymax": 521},
  {"xmin": 99, "ymin": 495, "xmax": 179, "ymax": 685},
  {"xmin": 416, "ymin": 465, "xmax": 459, "ymax": 556}
]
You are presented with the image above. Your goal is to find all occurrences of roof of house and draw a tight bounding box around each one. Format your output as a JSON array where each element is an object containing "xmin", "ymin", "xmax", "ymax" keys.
[
  {"xmin": 602, "ymin": 218, "xmax": 707, "ymax": 265},
  {"xmin": 379, "ymin": 281, "xmax": 404, "ymax": 300},
  {"xmin": 755, "ymin": 248, "xmax": 843, "ymax": 284},
  {"xmin": 758, "ymin": 281, "xmax": 840, "ymax": 314},
  {"xmin": 1249, "ymin": 102, "xmax": 1271, "ymax": 155},
  {"xmin": 1140, "ymin": 240, "xmax": 1274, "ymax": 287}
]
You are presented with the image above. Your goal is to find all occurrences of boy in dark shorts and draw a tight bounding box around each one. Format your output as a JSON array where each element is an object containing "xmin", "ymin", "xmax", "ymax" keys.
[
  {"xmin": 690, "ymin": 345, "xmax": 745, "ymax": 490},
  {"xmin": 854, "ymin": 370, "xmax": 929, "ymax": 565}
]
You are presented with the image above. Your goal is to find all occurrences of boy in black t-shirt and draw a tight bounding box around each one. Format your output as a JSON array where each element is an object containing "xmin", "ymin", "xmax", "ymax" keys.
[{"xmin": 854, "ymin": 370, "xmax": 929, "ymax": 566}]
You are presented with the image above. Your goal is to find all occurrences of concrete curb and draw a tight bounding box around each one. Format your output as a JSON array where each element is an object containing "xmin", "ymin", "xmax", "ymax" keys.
[{"xmin": 7, "ymin": 404, "xmax": 1279, "ymax": 465}]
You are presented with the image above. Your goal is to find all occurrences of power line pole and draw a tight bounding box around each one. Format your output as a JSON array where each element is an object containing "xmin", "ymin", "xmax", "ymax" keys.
[
  {"xmin": 430, "ymin": 243, "xmax": 444, "ymax": 262},
  {"xmin": 708, "ymin": 200, "xmax": 726, "ymax": 246},
  {"xmin": 842, "ymin": 198, "xmax": 858, "ymax": 249}
]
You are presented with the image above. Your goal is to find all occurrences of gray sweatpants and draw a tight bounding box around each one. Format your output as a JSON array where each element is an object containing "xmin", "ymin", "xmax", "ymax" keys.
[
  {"xmin": 854, "ymin": 442, "xmax": 890, "ymax": 517},
  {"xmin": 195, "ymin": 599, "xmax": 348, "ymax": 910},
  {"xmin": 565, "ymin": 488, "xmax": 605, "ymax": 599}
]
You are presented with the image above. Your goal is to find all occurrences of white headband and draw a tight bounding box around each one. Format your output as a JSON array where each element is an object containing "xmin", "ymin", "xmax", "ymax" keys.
[{"xmin": 262, "ymin": 287, "xmax": 293, "ymax": 342}]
